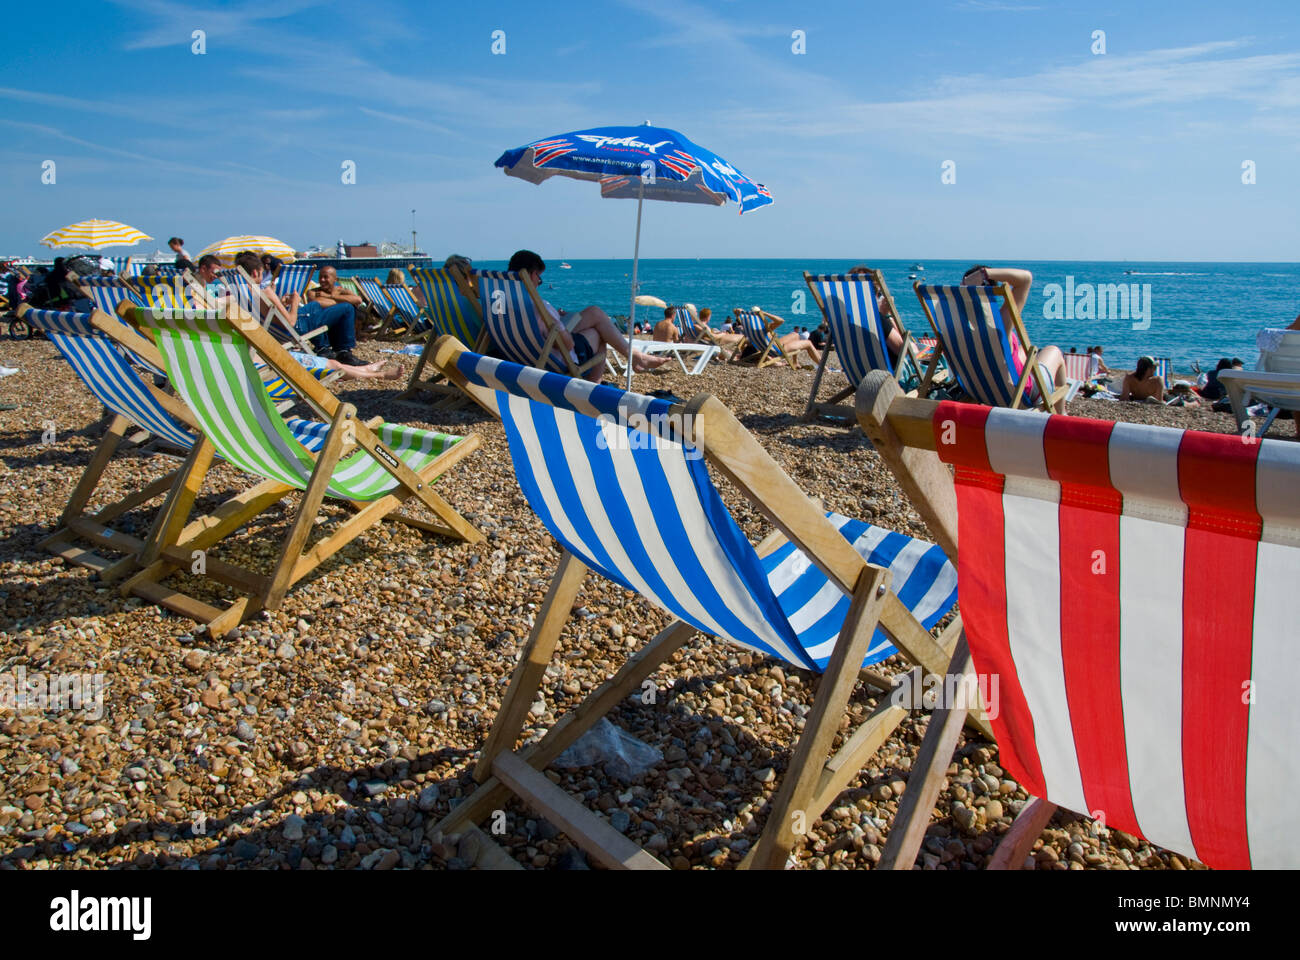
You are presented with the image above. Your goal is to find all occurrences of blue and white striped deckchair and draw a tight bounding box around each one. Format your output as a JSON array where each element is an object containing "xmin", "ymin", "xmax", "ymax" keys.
[
  {"xmin": 913, "ymin": 282, "xmax": 1069, "ymax": 413},
  {"xmin": 732, "ymin": 307, "xmax": 803, "ymax": 369},
  {"xmin": 107, "ymin": 256, "xmax": 131, "ymax": 275},
  {"xmin": 802, "ymin": 270, "xmax": 926, "ymax": 420},
  {"xmin": 384, "ymin": 283, "xmax": 426, "ymax": 336},
  {"xmin": 671, "ymin": 306, "xmax": 698, "ymax": 342},
  {"xmin": 427, "ymin": 337, "xmax": 973, "ymax": 870},
  {"xmin": 353, "ymin": 276, "xmax": 399, "ymax": 335},
  {"xmin": 273, "ymin": 263, "xmax": 315, "ymax": 299},
  {"xmin": 80, "ymin": 276, "xmax": 145, "ymax": 316},
  {"xmin": 119, "ymin": 305, "xmax": 483, "ymax": 634},
  {"xmin": 1153, "ymin": 357, "xmax": 1172, "ymax": 390},
  {"xmin": 18, "ymin": 305, "xmax": 330, "ymax": 582},
  {"xmin": 478, "ymin": 270, "xmax": 603, "ymax": 377},
  {"xmin": 402, "ymin": 266, "xmax": 486, "ymax": 405}
]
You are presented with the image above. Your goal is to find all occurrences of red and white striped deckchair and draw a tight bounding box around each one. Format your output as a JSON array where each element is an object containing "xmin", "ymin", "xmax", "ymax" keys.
[
  {"xmin": 1061, "ymin": 352, "xmax": 1091, "ymax": 384},
  {"xmin": 857, "ymin": 369, "xmax": 1300, "ymax": 871}
]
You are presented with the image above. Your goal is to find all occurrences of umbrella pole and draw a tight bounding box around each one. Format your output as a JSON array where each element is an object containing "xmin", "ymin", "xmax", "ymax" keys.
[{"xmin": 626, "ymin": 182, "xmax": 644, "ymax": 393}]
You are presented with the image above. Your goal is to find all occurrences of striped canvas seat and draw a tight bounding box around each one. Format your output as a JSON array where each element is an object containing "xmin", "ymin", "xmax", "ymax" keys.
[
  {"xmin": 804, "ymin": 275, "xmax": 896, "ymax": 388},
  {"xmin": 1153, "ymin": 356, "xmax": 1172, "ymax": 389},
  {"xmin": 935, "ymin": 401, "xmax": 1298, "ymax": 869},
  {"xmin": 25, "ymin": 308, "xmax": 329, "ymax": 453},
  {"xmin": 411, "ymin": 267, "xmax": 482, "ymax": 345},
  {"xmin": 107, "ymin": 257, "xmax": 131, "ymax": 275},
  {"xmin": 430, "ymin": 338, "xmax": 974, "ymax": 870},
  {"xmin": 478, "ymin": 270, "xmax": 585, "ymax": 374},
  {"xmin": 384, "ymin": 283, "xmax": 425, "ymax": 332},
  {"xmin": 120, "ymin": 306, "xmax": 482, "ymax": 634},
  {"xmin": 273, "ymin": 263, "xmax": 315, "ymax": 298},
  {"xmin": 1062, "ymin": 352, "xmax": 1092, "ymax": 383},
  {"xmin": 737, "ymin": 309, "xmax": 774, "ymax": 355},
  {"xmin": 858, "ymin": 367, "xmax": 1300, "ymax": 870},
  {"xmin": 915, "ymin": 283, "xmax": 1035, "ymax": 408},
  {"xmin": 143, "ymin": 309, "xmax": 464, "ymax": 500},
  {"xmin": 21, "ymin": 306, "xmax": 329, "ymax": 580},
  {"xmin": 81, "ymin": 276, "xmax": 145, "ymax": 315},
  {"xmin": 455, "ymin": 351, "xmax": 955, "ymax": 670},
  {"xmin": 671, "ymin": 306, "xmax": 697, "ymax": 342}
]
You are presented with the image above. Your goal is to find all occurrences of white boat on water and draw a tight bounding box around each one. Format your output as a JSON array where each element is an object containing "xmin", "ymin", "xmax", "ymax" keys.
[{"xmin": 559, "ymin": 262, "xmax": 572, "ymax": 269}]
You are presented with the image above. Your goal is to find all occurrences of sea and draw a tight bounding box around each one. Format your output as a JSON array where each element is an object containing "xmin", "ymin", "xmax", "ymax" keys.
[{"xmin": 338, "ymin": 259, "xmax": 1300, "ymax": 370}]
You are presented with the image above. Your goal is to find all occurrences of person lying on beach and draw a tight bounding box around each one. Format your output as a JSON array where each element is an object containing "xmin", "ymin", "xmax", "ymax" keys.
[
  {"xmin": 507, "ymin": 250, "xmax": 668, "ymax": 382},
  {"xmin": 962, "ymin": 265, "xmax": 1069, "ymax": 414},
  {"xmin": 652, "ymin": 307, "xmax": 679, "ymax": 343},
  {"xmin": 1120, "ymin": 357, "xmax": 1164, "ymax": 402}
]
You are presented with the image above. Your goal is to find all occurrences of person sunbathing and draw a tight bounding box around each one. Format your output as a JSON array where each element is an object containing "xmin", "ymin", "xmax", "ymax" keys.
[
  {"xmin": 1120, "ymin": 357, "xmax": 1165, "ymax": 402},
  {"xmin": 507, "ymin": 250, "xmax": 668, "ymax": 382},
  {"xmin": 961, "ymin": 265, "xmax": 1068, "ymax": 413},
  {"xmin": 652, "ymin": 307, "xmax": 679, "ymax": 343}
]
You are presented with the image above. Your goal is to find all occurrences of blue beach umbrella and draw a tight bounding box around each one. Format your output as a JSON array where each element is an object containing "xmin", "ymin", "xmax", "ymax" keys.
[{"xmin": 495, "ymin": 122, "xmax": 772, "ymax": 388}]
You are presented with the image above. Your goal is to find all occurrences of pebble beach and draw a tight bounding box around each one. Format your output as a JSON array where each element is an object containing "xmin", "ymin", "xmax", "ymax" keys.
[{"xmin": 0, "ymin": 337, "xmax": 1292, "ymax": 872}]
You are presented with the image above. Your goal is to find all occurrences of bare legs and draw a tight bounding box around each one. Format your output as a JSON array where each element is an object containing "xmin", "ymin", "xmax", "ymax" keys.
[
  {"xmin": 1035, "ymin": 345, "xmax": 1068, "ymax": 413},
  {"xmin": 779, "ymin": 333, "xmax": 822, "ymax": 366},
  {"xmin": 567, "ymin": 306, "xmax": 669, "ymax": 382}
]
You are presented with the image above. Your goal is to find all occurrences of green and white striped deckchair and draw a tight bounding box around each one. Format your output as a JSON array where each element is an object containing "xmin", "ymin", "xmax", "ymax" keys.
[
  {"xmin": 119, "ymin": 304, "xmax": 484, "ymax": 634},
  {"xmin": 401, "ymin": 264, "xmax": 485, "ymax": 406}
]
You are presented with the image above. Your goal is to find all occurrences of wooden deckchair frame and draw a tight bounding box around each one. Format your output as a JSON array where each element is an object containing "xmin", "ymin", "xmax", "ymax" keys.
[
  {"xmin": 427, "ymin": 335, "xmax": 990, "ymax": 869},
  {"xmin": 856, "ymin": 369, "xmax": 1063, "ymax": 870},
  {"xmin": 729, "ymin": 307, "xmax": 804, "ymax": 370},
  {"xmin": 383, "ymin": 281, "xmax": 428, "ymax": 342},
  {"xmin": 802, "ymin": 269, "xmax": 927, "ymax": 422},
  {"xmin": 913, "ymin": 281, "xmax": 1068, "ymax": 413},
  {"xmin": 399, "ymin": 263, "xmax": 487, "ymax": 407},
  {"xmin": 117, "ymin": 305, "xmax": 484, "ymax": 635}
]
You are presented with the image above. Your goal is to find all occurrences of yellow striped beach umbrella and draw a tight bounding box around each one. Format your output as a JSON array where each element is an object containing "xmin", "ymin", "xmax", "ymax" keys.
[
  {"xmin": 199, "ymin": 235, "xmax": 296, "ymax": 266},
  {"xmin": 40, "ymin": 219, "xmax": 152, "ymax": 250}
]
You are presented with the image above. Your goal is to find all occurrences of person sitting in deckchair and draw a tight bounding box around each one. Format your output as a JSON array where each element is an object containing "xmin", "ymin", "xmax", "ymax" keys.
[
  {"xmin": 961, "ymin": 265, "xmax": 1068, "ymax": 413},
  {"xmin": 1088, "ymin": 345, "xmax": 1111, "ymax": 380},
  {"xmin": 507, "ymin": 250, "xmax": 668, "ymax": 380},
  {"xmin": 1120, "ymin": 356, "xmax": 1165, "ymax": 402},
  {"xmin": 652, "ymin": 307, "xmax": 679, "ymax": 343},
  {"xmin": 248, "ymin": 258, "xmax": 360, "ymax": 365},
  {"xmin": 194, "ymin": 256, "xmax": 397, "ymax": 382}
]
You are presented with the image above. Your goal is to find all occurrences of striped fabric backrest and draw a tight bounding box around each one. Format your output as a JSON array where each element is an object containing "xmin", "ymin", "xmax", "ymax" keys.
[
  {"xmin": 125, "ymin": 261, "xmax": 148, "ymax": 277},
  {"xmin": 137, "ymin": 309, "xmax": 328, "ymax": 491},
  {"xmin": 354, "ymin": 276, "xmax": 392, "ymax": 312},
  {"xmin": 736, "ymin": 310, "xmax": 772, "ymax": 353},
  {"xmin": 671, "ymin": 307, "xmax": 696, "ymax": 341},
  {"xmin": 932, "ymin": 400, "xmax": 1300, "ymax": 869},
  {"xmin": 22, "ymin": 308, "xmax": 194, "ymax": 449},
  {"xmin": 411, "ymin": 267, "xmax": 482, "ymax": 344},
  {"xmin": 150, "ymin": 264, "xmax": 181, "ymax": 278},
  {"xmin": 132, "ymin": 276, "xmax": 189, "ymax": 310},
  {"xmin": 80, "ymin": 276, "xmax": 143, "ymax": 315},
  {"xmin": 805, "ymin": 274, "xmax": 893, "ymax": 386},
  {"xmin": 384, "ymin": 284, "xmax": 423, "ymax": 326},
  {"xmin": 1062, "ymin": 352, "xmax": 1091, "ymax": 383},
  {"xmin": 915, "ymin": 284, "xmax": 1022, "ymax": 408},
  {"xmin": 1153, "ymin": 357, "xmax": 1171, "ymax": 388},
  {"xmin": 108, "ymin": 257, "xmax": 131, "ymax": 275},
  {"xmin": 454, "ymin": 350, "xmax": 823, "ymax": 670},
  {"xmin": 273, "ymin": 264, "xmax": 315, "ymax": 297},
  {"xmin": 478, "ymin": 270, "xmax": 569, "ymax": 372}
]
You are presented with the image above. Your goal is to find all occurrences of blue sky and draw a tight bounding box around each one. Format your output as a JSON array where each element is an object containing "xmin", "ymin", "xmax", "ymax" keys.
[{"xmin": 2, "ymin": 0, "xmax": 1298, "ymax": 261}]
